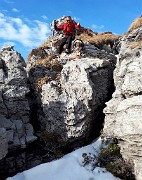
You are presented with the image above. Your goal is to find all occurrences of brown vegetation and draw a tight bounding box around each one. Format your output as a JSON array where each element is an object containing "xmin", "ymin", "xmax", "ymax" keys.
[
  {"xmin": 27, "ymin": 47, "xmax": 49, "ymax": 62},
  {"xmin": 51, "ymin": 60, "xmax": 63, "ymax": 72},
  {"xmin": 31, "ymin": 55, "xmax": 63, "ymax": 90},
  {"xmin": 35, "ymin": 55, "xmax": 62, "ymax": 70},
  {"xmin": 129, "ymin": 41, "xmax": 142, "ymax": 49},
  {"xmin": 76, "ymin": 27, "xmax": 96, "ymax": 36},
  {"xmin": 36, "ymin": 131, "xmax": 67, "ymax": 160},
  {"xmin": 98, "ymin": 140, "xmax": 135, "ymax": 180},
  {"xmin": 36, "ymin": 26, "xmax": 120, "ymax": 55},
  {"xmin": 128, "ymin": 15, "xmax": 142, "ymax": 32},
  {"xmin": 34, "ymin": 76, "xmax": 51, "ymax": 89},
  {"xmin": 35, "ymin": 55, "xmax": 53, "ymax": 67},
  {"xmin": 40, "ymin": 36, "xmax": 52, "ymax": 48},
  {"xmin": 76, "ymin": 31, "xmax": 120, "ymax": 49}
]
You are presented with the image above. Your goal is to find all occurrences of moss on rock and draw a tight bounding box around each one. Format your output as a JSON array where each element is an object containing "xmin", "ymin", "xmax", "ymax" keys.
[{"xmin": 98, "ymin": 140, "xmax": 135, "ymax": 180}]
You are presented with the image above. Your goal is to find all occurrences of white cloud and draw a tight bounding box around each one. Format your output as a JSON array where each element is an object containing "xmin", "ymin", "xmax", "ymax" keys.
[
  {"xmin": 41, "ymin": 15, "xmax": 48, "ymax": 20},
  {"xmin": 0, "ymin": 13, "xmax": 51, "ymax": 47},
  {"xmin": 0, "ymin": 13, "xmax": 5, "ymax": 18},
  {"xmin": 12, "ymin": 8, "xmax": 19, "ymax": 12},
  {"xmin": 91, "ymin": 24, "xmax": 104, "ymax": 31}
]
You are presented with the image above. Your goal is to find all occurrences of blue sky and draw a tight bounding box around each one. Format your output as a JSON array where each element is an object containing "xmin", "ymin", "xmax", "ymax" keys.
[{"xmin": 0, "ymin": 0, "xmax": 141, "ymax": 60}]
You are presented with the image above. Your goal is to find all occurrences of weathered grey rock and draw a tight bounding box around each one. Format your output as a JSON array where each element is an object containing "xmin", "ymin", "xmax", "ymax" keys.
[
  {"xmin": 0, "ymin": 69, "xmax": 5, "ymax": 83},
  {"xmin": 0, "ymin": 128, "xmax": 8, "ymax": 160},
  {"xmin": 38, "ymin": 57, "xmax": 115, "ymax": 144},
  {"xmin": 103, "ymin": 27, "xmax": 142, "ymax": 180},
  {"xmin": 0, "ymin": 46, "xmax": 36, "ymax": 154},
  {"xmin": 26, "ymin": 22, "xmax": 117, "ymax": 147}
]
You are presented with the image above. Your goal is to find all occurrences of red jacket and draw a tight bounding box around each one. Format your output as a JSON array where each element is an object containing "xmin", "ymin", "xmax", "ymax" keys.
[{"xmin": 55, "ymin": 21, "xmax": 81, "ymax": 35}]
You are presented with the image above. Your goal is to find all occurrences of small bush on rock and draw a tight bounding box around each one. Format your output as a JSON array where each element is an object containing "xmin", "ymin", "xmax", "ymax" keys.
[{"xmin": 98, "ymin": 140, "xmax": 135, "ymax": 180}]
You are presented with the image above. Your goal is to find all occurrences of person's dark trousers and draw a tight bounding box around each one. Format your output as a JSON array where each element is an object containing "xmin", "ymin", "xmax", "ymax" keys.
[{"xmin": 58, "ymin": 35, "xmax": 73, "ymax": 54}]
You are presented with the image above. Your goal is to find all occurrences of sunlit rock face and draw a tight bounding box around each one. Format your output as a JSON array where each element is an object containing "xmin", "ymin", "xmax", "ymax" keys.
[
  {"xmin": 103, "ymin": 27, "xmax": 142, "ymax": 180},
  {"xmin": 0, "ymin": 46, "xmax": 36, "ymax": 152}
]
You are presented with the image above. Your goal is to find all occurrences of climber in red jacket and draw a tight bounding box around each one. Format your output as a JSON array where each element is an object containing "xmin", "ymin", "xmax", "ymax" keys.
[{"xmin": 54, "ymin": 16, "xmax": 81, "ymax": 54}]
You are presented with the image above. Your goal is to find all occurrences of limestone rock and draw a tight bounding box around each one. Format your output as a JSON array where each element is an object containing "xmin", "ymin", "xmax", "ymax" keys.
[
  {"xmin": 26, "ymin": 18, "xmax": 117, "ymax": 147},
  {"xmin": 103, "ymin": 27, "xmax": 142, "ymax": 180},
  {"xmin": 0, "ymin": 46, "xmax": 36, "ymax": 152},
  {"xmin": 27, "ymin": 52, "xmax": 116, "ymax": 148}
]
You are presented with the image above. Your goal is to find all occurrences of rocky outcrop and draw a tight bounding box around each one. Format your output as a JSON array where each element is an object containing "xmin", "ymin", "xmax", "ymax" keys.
[
  {"xmin": 103, "ymin": 27, "xmax": 142, "ymax": 180},
  {"xmin": 0, "ymin": 46, "xmax": 36, "ymax": 152},
  {"xmin": 0, "ymin": 15, "xmax": 141, "ymax": 180},
  {"xmin": 27, "ymin": 39, "xmax": 116, "ymax": 150},
  {"xmin": 41, "ymin": 58, "xmax": 115, "ymax": 141}
]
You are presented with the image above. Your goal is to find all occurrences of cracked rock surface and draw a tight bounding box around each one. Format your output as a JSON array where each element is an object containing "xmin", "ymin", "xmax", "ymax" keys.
[
  {"xmin": 103, "ymin": 27, "xmax": 142, "ymax": 180},
  {"xmin": 0, "ymin": 46, "xmax": 36, "ymax": 155}
]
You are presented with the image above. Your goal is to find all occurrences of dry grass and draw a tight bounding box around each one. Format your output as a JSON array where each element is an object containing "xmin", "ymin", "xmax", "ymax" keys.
[
  {"xmin": 31, "ymin": 56, "xmax": 63, "ymax": 90},
  {"xmin": 128, "ymin": 15, "xmax": 142, "ymax": 32},
  {"xmin": 27, "ymin": 47, "xmax": 49, "ymax": 63},
  {"xmin": 76, "ymin": 33, "xmax": 97, "ymax": 43},
  {"xmin": 41, "ymin": 36, "xmax": 52, "ymax": 48},
  {"xmin": 51, "ymin": 60, "xmax": 63, "ymax": 72},
  {"xmin": 34, "ymin": 76, "xmax": 51, "ymax": 89},
  {"xmin": 76, "ymin": 32, "xmax": 120, "ymax": 48},
  {"xmin": 129, "ymin": 41, "xmax": 142, "ymax": 49},
  {"xmin": 76, "ymin": 27, "xmax": 95, "ymax": 36},
  {"xmin": 35, "ymin": 56, "xmax": 62, "ymax": 71},
  {"xmin": 35, "ymin": 56, "xmax": 53, "ymax": 67},
  {"xmin": 38, "ymin": 26, "xmax": 120, "ymax": 52}
]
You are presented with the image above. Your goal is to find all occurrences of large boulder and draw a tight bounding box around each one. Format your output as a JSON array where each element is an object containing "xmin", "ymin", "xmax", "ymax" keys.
[
  {"xmin": 27, "ymin": 41, "xmax": 116, "ymax": 149},
  {"xmin": 103, "ymin": 27, "xmax": 142, "ymax": 180},
  {"xmin": 41, "ymin": 58, "xmax": 114, "ymax": 142}
]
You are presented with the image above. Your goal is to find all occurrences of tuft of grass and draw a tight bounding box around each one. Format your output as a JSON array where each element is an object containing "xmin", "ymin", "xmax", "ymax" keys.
[
  {"xmin": 98, "ymin": 141, "xmax": 135, "ymax": 180},
  {"xmin": 36, "ymin": 131, "xmax": 66, "ymax": 159},
  {"xmin": 35, "ymin": 56, "xmax": 52, "ymax": 67},
  {"xmin": 34, "ymin": 76, "xmax": 51, "ymax": 89},
  {"xmin": 30, "ymin": 56, "xmax": 62, "ymax": 91},
  {"xmin": 40, "ymin": 36, "xmax": 52, "ymax": 48},
  {"xmin": 76, "ymin": 27, "xmax": 96, "ymax": 36},
  {"xmin": 50, "ymin": 60, "xmax": 63, "ymax": 72},
  {"xmin": 76, "ymin": 32, "xmax": 120, "ymax": 49},
  {"xmin": 32, "ymin": 54, "xmax": 62, "ymax": 69},
  {"xmin": 128, "ymin": 15, "xmax": 142, "ymax": 32},
  {"xmin": 27, "ymin": 47, "xmax": 49, "ymax": 62},
  {"xmin": 129, "ymin": 41, "xmax": 142, "ymax": 49}
]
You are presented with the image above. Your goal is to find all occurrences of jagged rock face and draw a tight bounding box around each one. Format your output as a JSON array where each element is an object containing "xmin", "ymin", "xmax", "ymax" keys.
[
  {"xmin": 27, "ymin": 42, "xmax": 116, "ymax": 149},
  {"xmin": 0, "ymin": 46, "xmax": 36, "ymax": 153},
  {"xmin": 0, "ymin": 128, "xmax": 8, "ymax": 160},
  {"xmin": 41, "ymin": 58, "xmax": 115, "ymax": 143},
  {"xmin": 0, "ymin": 22, "xmax": 117, "ymax": 179},
  {"xmin": 103, "ymin": 27, "xmax": 142, "ymax": 180}
]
